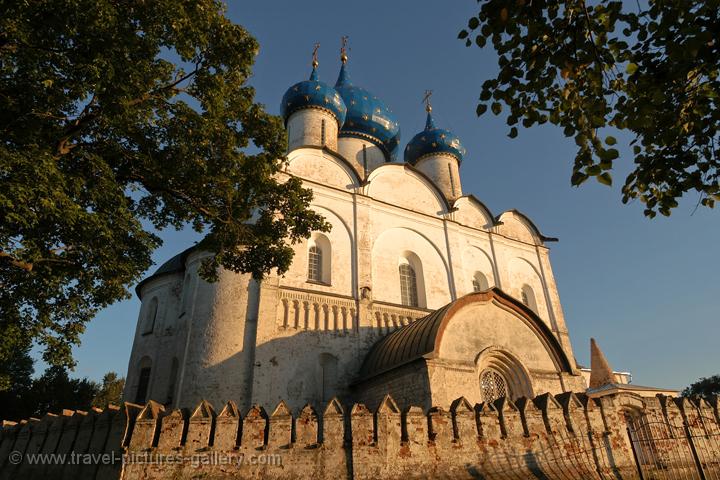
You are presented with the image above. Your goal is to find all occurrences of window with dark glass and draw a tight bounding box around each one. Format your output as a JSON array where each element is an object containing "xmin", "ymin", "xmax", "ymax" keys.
[
  {"xmin": 399, "ymin": 263, "xmax": 418, "ymax": 307},
  {"xmin": 135, "ymin": 367, "xmax": 151, "ymax": 404},
  {"xmin": 308, "ymin": 246, "xmax": 322, "ymax": 282}
]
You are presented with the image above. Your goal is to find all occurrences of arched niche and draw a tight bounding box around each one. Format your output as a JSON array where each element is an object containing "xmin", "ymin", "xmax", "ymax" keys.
[
  {"xmin": 507, "ymin": 257, "xmax": 549, "ymax": 322},
  {"xmin": 284, "ymin": 204, "xmax": 353, "ymax": 296},
  {"xmin": 371, "ymin": 227, "xmax": 450, "ymax": 309},
  {"xmin": 475, "ymin": 346, "xmax": 534, "ymax": 402},
  {"xmin": 307, "ymin": 233, "xmax": 332, "ymax": 284},
  {"xmin": 461, "ymin": 245, "xmax": 496, "ymax": 295},
  {"xmin": 398, "ymin": 251, "xmax": 425, "ymax": 308}
]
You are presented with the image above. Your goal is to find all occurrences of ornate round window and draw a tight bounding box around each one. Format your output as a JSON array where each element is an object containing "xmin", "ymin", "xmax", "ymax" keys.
[{"xmin": 480, "ymin": 369, "xmax": 510, "ymax": 403}]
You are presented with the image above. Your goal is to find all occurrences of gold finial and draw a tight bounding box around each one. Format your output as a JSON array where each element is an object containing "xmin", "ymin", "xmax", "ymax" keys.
[
  {"xmin": 340, "ymin": 35, "xmax": 349, "ymax": 64},
  {"xmin": 312, "ymin": 43, "xmax": 320, "ymax": 68},
  {"xmin": 423, "ymin": 89, "xmax": 433, "ymax": 112}
]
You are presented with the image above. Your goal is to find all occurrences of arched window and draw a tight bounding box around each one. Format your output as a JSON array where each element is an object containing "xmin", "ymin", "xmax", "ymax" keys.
[
  {"xmin": 135, "ymin": 357, "xmax": 152, "ymax": 404},
  {"xmin": 472, "ymin": 272, "xmax": 489, "ymax": 292},
  {"xmin": 307, "ymin": 246, "xmax": 322, "ymax": 282},
  {"xmin": 521, "ymin": 284, "xmax": 538, "ymax": 314},
  {"xmin": 399, "ymin": 263, "xmax": 419, "ymax": 307},
  {"xmin": 480, "ymin": 369, "xmax": 510, "ymax": 403},
  {"xmin": 307, "ymin": 233, "xmax": 331, "ymax": 284},
  {"xmin": 142, "ymin": 297, "xmax": 158, "ymax": 335}
]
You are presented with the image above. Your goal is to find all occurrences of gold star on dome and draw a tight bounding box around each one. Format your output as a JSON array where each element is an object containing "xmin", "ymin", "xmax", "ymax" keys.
[
  {"xmin": 293, "ymin": 86, "xmax": 299, "ymax": 92},
  {"xmin": 324, "ymin": 97, "xmax": 330, "ymax": 103},
  {"xmin": 304, "ymin": 95, "xmax": 310, "ymax": 101},
  {"xmin": 371, "ymin": 127, "xmax": 376, "ymax": 132},
  {"xmin": 440, "ymin": 133, "xmax": 446, "ymax": 139},
  {"xmin": 432, "ymin": 142, "xmax": 437, "ymax": 147},
  {"xmin": 421, "ymin": 136, "xmax": 426, "ymax": 141},
  {"xmin": 362, "ymin": 114, "xmax": 369, "ymax": 121},
  {"xmin": 315, "ymin": 85, "xmax": 321, "ymax": 91},
  {"xmin": 351, "ymin": 100, "xmax": 356, "ymax": 105}
]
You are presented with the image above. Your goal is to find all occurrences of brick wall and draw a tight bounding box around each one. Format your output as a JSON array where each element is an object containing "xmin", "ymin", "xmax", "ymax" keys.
[{"xmin": 1, "ymin": 392, "xmax": 718, "ymax": 479}]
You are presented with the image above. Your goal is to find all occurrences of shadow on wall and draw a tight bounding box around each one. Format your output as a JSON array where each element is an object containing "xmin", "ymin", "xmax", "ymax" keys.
[{"xmin": 136, "ymin": 327, "xmax": 392, "ymax": 414}]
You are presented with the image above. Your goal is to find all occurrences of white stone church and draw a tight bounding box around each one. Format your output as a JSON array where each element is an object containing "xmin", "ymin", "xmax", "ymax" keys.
[{"xmin": 122, "ymin": 47, "xmax": 597, "ymax": 414}]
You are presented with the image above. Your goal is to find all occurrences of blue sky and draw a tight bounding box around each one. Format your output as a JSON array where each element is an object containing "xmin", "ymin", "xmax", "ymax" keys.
[{"xmin": 47, "ymin": 0, "xmax": 718, "ymax": 391}]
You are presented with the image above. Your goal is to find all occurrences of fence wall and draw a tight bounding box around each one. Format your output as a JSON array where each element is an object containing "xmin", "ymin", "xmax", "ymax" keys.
[{"xmin": 0, "ymin": 392, "xmax": 718, "ymax": 479}]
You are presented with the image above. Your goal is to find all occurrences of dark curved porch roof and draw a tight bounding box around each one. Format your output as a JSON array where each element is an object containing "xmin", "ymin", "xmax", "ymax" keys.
[{"xmin": 357, "ymin": 287, "xmax": 574, "ymax": 381}]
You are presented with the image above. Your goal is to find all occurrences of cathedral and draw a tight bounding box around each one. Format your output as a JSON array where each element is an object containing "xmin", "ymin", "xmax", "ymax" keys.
[{"xmin": 123, "ymin": 45, "xmax": 613, "ymax": 414}]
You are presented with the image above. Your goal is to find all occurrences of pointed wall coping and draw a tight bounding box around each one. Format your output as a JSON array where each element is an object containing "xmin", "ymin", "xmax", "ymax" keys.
[
  {"xmin": 245, "ymin": 404, "xmax": 268, "ymax": 419},
  {"xmin": 137, "ymin": 400, "xmax": 166, "ymax": 420},
  {"xmin": 271, "ymin": 401, "xmax": 292, "ymax": 418},
  {"xmin": 218, "ymin": 401, "xmax": 240, "ymax": 418},
  {"xmin": 450, "ymin": 397, "xmax": 473, "ymax": 414},
  {"xmin": 191, "ymin": 400, "xmax": 216, "ymax": 420},
  {"xmin": 376, "ymin": 394, "xmax": 400, "ymax": 415},
  {"xmin": 324, "ymin": 397, "xmax": 344, "ymax": 417},
  {"xmin": 299, "ymin": 404, "xmax": 319, "ymax": 419}
]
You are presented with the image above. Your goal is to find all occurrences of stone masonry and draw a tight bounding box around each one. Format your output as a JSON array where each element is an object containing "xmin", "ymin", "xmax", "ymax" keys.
[{"xmin": 1, "ymin": 391, "xmax": 719, "ymax": 479}]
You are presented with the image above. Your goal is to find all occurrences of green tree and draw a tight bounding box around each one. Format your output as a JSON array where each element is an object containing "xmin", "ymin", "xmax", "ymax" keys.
[
  {"xmin": 0, "ymin": 0, "xmax": 329, "ymax": 384},
  {"xmin": 26, "ymin": 366, "xmax": 99, "ymax": 417},
  {"xmin": 682, "ymin": 374, "xmax": 720, "ymax": 398},
  {"xmin": 0, "ymin": 345, "xmax": 35, "ymax": 419},
  {"xmin": 92, "ymin": 371, "xmax": 125, "ymax": 408},
  {"xmin": 460, "ymin": 0, "xmax": 719, "ymax": 217}
]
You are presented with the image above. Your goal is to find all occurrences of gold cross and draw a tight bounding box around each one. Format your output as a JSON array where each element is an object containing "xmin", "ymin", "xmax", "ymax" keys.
[
  {"xmin": 422, "ymin": 90, "xmax": 433, "ymax": 112},
  {"xmin": 340, "ymin": 36, "xmax": 349, "ymax": 63},
  {"xmin": 312, "ymin": 43, "xmax": 320, "ymax": 67}
]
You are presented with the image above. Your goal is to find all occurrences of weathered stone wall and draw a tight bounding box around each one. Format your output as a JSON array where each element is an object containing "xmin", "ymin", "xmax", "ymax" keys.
[
  {"xmin": 3, "ymin": 392, "xmax": 717, "ymax": 480},
  {"xmin": 413, "ymin": 154, "xmax": 462, "ymax": 201},
  {"xmin": 287, "ymin": 109, "xmax": 340, "ymax": 151},
  {"xmin": 353, "ymin": 360, "xmax": 431, "ymax": 412},
  {"xmin": 337, "ymin": 136, "xmax": 387, "ymax": 176}
]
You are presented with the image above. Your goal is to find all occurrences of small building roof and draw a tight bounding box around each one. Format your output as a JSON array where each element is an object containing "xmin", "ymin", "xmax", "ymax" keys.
[
  {"xmin": 135, "ymin": 246, "xmax": 197, "ymax": 298},
  {"xmin": 357, "ymin": 287, "xmax": 574, "ymax": 381}
]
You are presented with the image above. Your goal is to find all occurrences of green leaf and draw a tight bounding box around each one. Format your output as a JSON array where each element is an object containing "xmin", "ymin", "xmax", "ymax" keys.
[
  {"xmin": 605, "ymin": 136, "xmax": 617, "ymax": 145},
  {"xmin": 626, "ymin": 62, "xmax": 638, "ymax": 75},
  {"xmin": 508, "ymin": 127, "xmax": 518, "ymax": 138},
  {"xmin": 468, "ymin": 17, "xmax": 480, "ymax": 30},
  {"xmin": 571, "ymin": 171, "xmax": 588, "ymax": 186},
  {"xmin": 458, "ymin": 29, "xmax": 469, "ymax": 39},
  {"xmin": 597, "ymin": 172, "xmax": 613, "ymax": 186},
  {"xmin": 491, "ymin": 102, "xmax": 502, "ymax": 115},
  {"xmin": 476, "ymin": 104, "xmax": 488, "ymax": 116}
]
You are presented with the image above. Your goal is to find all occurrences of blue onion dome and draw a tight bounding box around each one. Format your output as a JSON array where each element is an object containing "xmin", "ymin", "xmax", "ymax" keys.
[
  {"xmin": 334, "ymin": 63, "xmax": 401, "ymax": 158},
  {"xmin": 280, "ymin": 64, "xmax": 347, "ymax": 127},
  {"xmin": 404, "ymin": 108, "xmax": 466, "ymax": 165}
]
